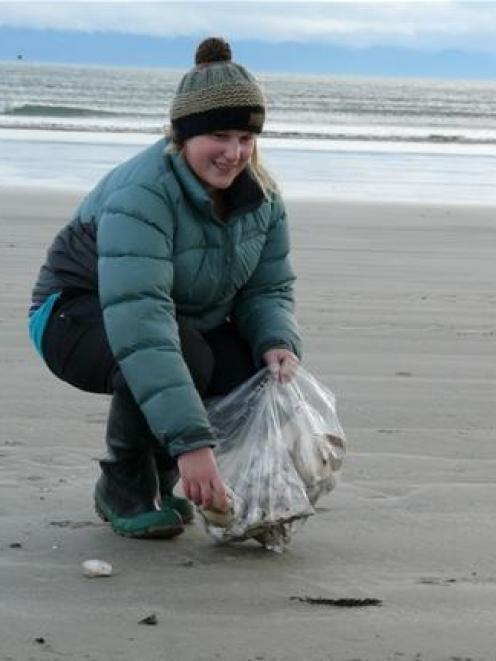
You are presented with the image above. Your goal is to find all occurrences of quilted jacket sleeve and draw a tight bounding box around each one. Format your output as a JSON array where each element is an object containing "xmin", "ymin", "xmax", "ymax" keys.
[
  {"xmin": 232, "ymin": 194, "xmax": 302, "ymax": 367},
  {"xmin": 97, "ymin": 184, "xmax": 215, "ymax": 457}
]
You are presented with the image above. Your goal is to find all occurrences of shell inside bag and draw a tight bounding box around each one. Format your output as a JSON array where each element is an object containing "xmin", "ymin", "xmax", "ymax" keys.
[{"xmin": 203, "ymin": 366, "xmax": 347, "ymax": 551}]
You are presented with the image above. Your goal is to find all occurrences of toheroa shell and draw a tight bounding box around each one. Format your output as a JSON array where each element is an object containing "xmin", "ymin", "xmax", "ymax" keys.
[
  {"xmin": 199, "ymin": 489, "xmax": 236, "ymax": 528},
  {"xmin": 82, "ymin": 559, "xmax": 113, "ymax": 577}
]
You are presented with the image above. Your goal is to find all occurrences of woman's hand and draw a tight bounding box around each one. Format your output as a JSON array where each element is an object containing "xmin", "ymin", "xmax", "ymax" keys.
[
  {"xmin": 262, "ymin": 347, "xmax": 300, "ymax": 383},
  {"xmin": 177, "ymin": 446, "xmax": 229, "ymax": 512}
]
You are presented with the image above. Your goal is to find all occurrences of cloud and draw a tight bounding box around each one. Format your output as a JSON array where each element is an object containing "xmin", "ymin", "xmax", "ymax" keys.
[{"xmin": 1, "ymin": 1, "xmax": 496, "ymax": 53}]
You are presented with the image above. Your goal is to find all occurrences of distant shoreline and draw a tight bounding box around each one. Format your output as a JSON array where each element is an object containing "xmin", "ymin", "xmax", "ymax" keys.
[{"xmin": 1, "ymin": 130, "xmax": 495, "ymax": 205}]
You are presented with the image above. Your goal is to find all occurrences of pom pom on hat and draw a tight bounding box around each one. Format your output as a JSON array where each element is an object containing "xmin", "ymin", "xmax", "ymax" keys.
[
  {"xmin": 170, "ymin": 37, "xmax": 265, "ymax": 143},
  {"xmin": 195, "ymin": 37, "xmax": 232, "ymax": 66}
]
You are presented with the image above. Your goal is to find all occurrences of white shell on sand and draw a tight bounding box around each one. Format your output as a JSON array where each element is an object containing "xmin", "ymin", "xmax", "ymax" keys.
[{"xmin": 82, "ymin": 559, "xmax": 113, "ymax": 577}]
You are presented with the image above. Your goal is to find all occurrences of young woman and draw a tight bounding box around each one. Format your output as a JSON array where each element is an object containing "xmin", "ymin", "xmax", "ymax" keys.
[{"xmin": 28, "ymin": 37, "xmax": 302, "ymax": 539}]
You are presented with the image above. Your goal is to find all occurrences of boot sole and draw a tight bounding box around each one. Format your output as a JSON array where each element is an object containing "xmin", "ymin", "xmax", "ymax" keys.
[{"xmin": 95, "ymin": 502, "xmax": 184, "ymax": 540}]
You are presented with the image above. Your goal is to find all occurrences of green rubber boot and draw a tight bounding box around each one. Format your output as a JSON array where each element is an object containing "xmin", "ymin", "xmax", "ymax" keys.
[
  {"xmin": 155, "ymin": 450, "xmax": 195, "ymax": 524},
  {"xmin": 95, "ymin": 387, "xmax": 184, "ymax": 539}
]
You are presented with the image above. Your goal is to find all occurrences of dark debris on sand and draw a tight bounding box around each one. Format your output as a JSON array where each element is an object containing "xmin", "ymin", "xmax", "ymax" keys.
[{"xmin": 290, "ymin": 595, "xmax": 383, "ymax": 608}]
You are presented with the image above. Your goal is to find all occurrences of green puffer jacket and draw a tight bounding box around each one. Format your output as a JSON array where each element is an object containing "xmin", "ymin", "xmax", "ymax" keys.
[{"xmin": 37, "ymin": 138, "xmax": 302, "ymax": 456}]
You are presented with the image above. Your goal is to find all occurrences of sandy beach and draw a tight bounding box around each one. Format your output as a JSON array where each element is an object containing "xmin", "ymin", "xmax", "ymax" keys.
[{"xmin": 1, "ymin": 186, "xmax": 495, "ymax": 661}]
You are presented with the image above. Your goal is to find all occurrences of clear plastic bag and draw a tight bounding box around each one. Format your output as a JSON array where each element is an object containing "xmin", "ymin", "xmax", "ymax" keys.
[{"xmin": 200, "ymin": 366, "xmax": 346, "ymax": 551}]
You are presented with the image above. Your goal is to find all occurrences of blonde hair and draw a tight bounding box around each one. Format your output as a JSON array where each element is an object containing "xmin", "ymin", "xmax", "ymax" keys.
[{"xmin": 165, "ymin": 127, "xmax": 279, "ymax": 197}]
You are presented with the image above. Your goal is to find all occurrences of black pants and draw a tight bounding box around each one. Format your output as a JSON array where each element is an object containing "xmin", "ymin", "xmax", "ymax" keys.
[
  {"xmin": 41, "ymin": 289, "xmax": 256, "ymax": 452},
  {"xmin": 42, "ymin": 289, "xmax": 256, "ymax": 397}
]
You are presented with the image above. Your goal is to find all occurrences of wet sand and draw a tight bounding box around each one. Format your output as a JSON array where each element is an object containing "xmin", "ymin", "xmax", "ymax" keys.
[{"xmin": 1, "ymin": 186, "xmax": 495, "ymax": 661}]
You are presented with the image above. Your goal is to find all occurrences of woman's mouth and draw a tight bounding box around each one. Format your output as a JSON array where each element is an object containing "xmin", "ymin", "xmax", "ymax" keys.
[{"xmin": 214, "ymin": 162, "xmax": 237, "ymax": 174}]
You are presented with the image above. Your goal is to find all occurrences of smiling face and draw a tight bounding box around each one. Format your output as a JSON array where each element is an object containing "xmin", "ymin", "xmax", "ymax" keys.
[{"xmin": 182, "ymin": 130, "xmax": 256, "ymax": 190}]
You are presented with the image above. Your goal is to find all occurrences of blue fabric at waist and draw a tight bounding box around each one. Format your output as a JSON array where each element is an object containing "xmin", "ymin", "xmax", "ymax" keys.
[{"xmin": 28, "ymin": 292, "xmax": 61, "ymax": 357}]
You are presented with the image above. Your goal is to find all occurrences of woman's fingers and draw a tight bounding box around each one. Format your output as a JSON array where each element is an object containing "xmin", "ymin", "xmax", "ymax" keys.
[
  {"xmin": 186, "ymin": 480, "xmax": 201, "ymax": 506},
  {"xmin": 177, "ymin": 447, "xmax": 230, "ymax": 511},
  {"xmin": 267, "ymin": 361, "xmax": 280, "ymax": 378},
  {"xmin": 263, "ymin": 348, "xmax": 300, "ymax": 383},
  {"xmin": 178, "ymin": 446, "xmax": 227, "ymax": 508},
  {"xmin": 199, "ymin": 481, "xmax": 214, "ymax": 510},
  {"xmin": 211, "ymin": 478, "xmax": 229, "ymax": 512},
  {"xmin": 183, "ymin": 477, "xmax": 229, "ymax": 512},
  {"xmin": 279, "ymin": 354, "xmax": 299, "ymax": 382}
]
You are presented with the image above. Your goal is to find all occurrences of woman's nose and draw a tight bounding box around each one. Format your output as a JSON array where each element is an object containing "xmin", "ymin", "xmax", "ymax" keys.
[{"xmin": 224, "ymin": 139, "xmax": 241, "ymax": 161}]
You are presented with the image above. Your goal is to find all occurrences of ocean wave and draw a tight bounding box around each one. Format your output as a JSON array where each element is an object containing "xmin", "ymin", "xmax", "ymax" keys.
[
  {"xmin": 269, "ymin": 104, "xmax": 496, "ymax": 120},
  {"xmin": 263, "ymin": 130, "xmax": 496, "ymax": 145},
  {"xmin": 1, "ymin": 120, "xmax": 495, "ymax": 146},
  {"xmin": 3, "ymin": 103, "xmax": 126, "ymax": 118}
]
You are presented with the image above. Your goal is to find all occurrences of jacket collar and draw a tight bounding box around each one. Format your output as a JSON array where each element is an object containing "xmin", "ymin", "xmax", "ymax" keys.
[
  {"xmin": 167, "ymin": 148, "xmax": 266, "ymax": 221},
  {"xmin": 223, "ymin": 166, "xmax": 266, "ymax": 218}
]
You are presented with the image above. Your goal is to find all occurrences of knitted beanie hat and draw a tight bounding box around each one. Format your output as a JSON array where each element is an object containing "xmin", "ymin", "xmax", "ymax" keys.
[{"xmin": 170, "ymin": 37, "xmax": 265, "ymax": 143}]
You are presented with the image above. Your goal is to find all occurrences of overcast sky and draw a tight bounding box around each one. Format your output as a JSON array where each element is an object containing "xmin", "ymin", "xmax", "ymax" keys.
[
  {"xmin": 1, "ymin": 1, "xmax": 496, "ymax": 51},
  {"xmin": 1, "ymin": 1, "xmax": 496, "ymax": 77}
]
